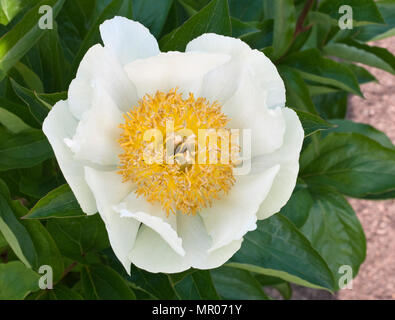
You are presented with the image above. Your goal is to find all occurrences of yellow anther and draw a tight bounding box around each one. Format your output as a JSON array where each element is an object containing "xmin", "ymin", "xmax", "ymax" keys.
[{"xmin": 118, "ymin": 89, "xmax": 237, "ymax": 216}]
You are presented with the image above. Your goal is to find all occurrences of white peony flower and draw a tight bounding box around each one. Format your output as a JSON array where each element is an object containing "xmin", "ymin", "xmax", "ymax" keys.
[{"xmin": 43, "ymin": 17, "xmax": 304, "ymax": 274}]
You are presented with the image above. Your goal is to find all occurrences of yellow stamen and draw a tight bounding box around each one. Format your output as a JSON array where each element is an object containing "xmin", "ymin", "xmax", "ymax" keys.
[{"xmin": 118, "ymin": 89, "xmax": 237, "ymax": 216}]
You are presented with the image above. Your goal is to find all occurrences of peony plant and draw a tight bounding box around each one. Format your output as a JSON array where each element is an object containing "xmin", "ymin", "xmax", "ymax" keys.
[{"xmin": 43, "ymin": 16, "xmax": 304, "ymax": 274}]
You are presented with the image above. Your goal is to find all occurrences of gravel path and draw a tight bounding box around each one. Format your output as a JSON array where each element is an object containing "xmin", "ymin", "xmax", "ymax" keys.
[{"xmin": 292, "ymin": 37, "xmax": 395, "ymax": 300}]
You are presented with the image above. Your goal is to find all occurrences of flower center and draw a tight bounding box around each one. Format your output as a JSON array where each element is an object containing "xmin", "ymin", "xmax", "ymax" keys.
[{"xmin": 118, "ymin": 89, "xmax": 239, "ymax": 216}]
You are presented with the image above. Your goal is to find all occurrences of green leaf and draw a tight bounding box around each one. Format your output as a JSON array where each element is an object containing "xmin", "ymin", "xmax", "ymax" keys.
[
  {"xmin": 47, "ymin": 215, "xmax": 109, "ymax": 262},
  {"xmin": 38, "ymin": 91, "xmax": 67, "ymax": 106},
  {"xmin": 13, "ymin": 62, "xmax": 44, "ymax": 92},
  {"xmin": 271, "ymin": 282, "xmax": 292, "ymax": 300},
  {"xmin": 211, "ymin": 266, "xmax": 270, "ymax": 300},
  {"xmin": 231, "ymin": 17, "xmax": 260, "ymax": 38},
  {"xmin": 263, "ymin": 0, "xmax": 275, "ymax": 19},
  {"xmin": 55, "ymin": 0, "xmax": 96, "ymax": 61},
  {"xmin": 4, "ymin": 171, "xmax": 28, "ymax": 191},
  {"xmin": 0, "ymin": 180, "xmax": 37, "ymax": 267},
  {"xmin": 304, "ymin": 12, "xmax": 333, "ymax": 50},
  {"xmin": 0, "ymin": 170, "xmax": 21, "ymax": 199},
  {"xmin": 272, "ymin": 0, "xmax": 295, "ymax": 59},
  {"xmin": 70, "ymin": 0, "xmax": 133, "ymax": 79},
  {"xmin": 346, "ymin": 63, "xmax": 377, "ymax": 84},
  {"xmin": 297, "ymin": 187, "xmax": 366, "ymax": 290},
  {"xmin": 133, "ymin": 0, "xmax": 173, "ymax": 37},
  {"xmin": 255, "ymin": 274, "xmax": 293, "ymax": 299},
  {"xmin": 11, "ymin": 78, "xmax": 48, "ymax": 122},
  {"xmin": 17, "ymin": 161, "xmax": 63, "ymax": 199},
  {"xmin": 313, "ymin": 91, "xmax": 348, "ymax": 119},
  {"xmin": 293, "ymin": 109, "xmax": 334, "ymax": 137},
  {"xmin": 0, "ymin": 0, "xmax": 65, "ymax": 80},
  {"xmin": 24, "ymin": 184, "xmax": 85, "ymax": 219},
  {"xmin": 284, "ymin": 180, "xmax": 367, "ymax": 289},
  {"xmin": 170, "ymin": 270, "xmax": 220, "ymax": 300},
  {"xmin": 0, "ymin": 127, "xmax": 53, "ymax": 171},
  {"xmin": 81, "ymin": 265, "xmax": 136, "ymax": 300},
  {"xmin": 324, "ymin": 39, "xmax": 395, "ymax": 74},
  {"xmin": 160, "ymin": 0, "xmax": 231, "ymax": 52},
  {"xmin": 319, "ymin": 0, "xmax": 384, "ymax": 26},
  {"xmin": 362, "ymin": 189, "xmax": 395, "ymax": 200},
  {"xmin": 12, "ymin": 199, "xmax": 64, "ymax": 282},
  {"xmin": 0, "ymin": 0, "xmax": 35, "ymax": 26},
  {"xmin": 228, "ymin": 0, "xmax": 264, "ymax": 22},
  {"xmin": 300, "ymin": 132, "xmax": 395, "ymax": 198},
  {"xmin": 354, "ymin": 0, "xmax": 395, "ymax": 41},
  {"xmin": 308, "ymin": 85, "xmax": 340, "ymax": 97},
  {"xmin": 0, "ymin": 106, "xmax": 30, "ymax": 133},
  {"xmin": 324, "ymin": 119, "xmax": 395, "ymax": 150},
  {"xmin": 288, "ymin": 26, "xmax": 313, "ymax": 54},
  {"xmin": 283, "ymin": 49, "xmax": 362, "ymax": 96},
  {"xmin": 281, "ymin": 181, "xmax": 314, "ymax": 228},
  {"xmin": 28, "ymin": 284, "xmax": 83, "ymax": 300},
  {"xmin": 11, "ymin": 79, "xmax": 66, "ymax": 124},
  {"xmin": 0, "ymin": 261, "xmax": 39, "ymax": 299},
  {"xmin": 129, "ymin": 264, "xmax": 179, "ymax": 299},
  {"xmin": 228, "ymin": 214, "xmax": 336, "ymax": 292},
  {"xmin": 35, "ymin": 24, "xmax": 69, "ymax": 92},
  {"xmin": 279, "ymin": 65, "xmax": 317, "ymax": 114},
  {"xmin": 240, "ymin": 19, "xmax": 273, "ymax": 50},
  {"xmin": 177, "ymin": 0, "xmax": 200, "ymax": 16},
  {"xmin": 0, "ymin": 180, "xmax": 64, "ymax": 281},
  {"xmin": 0, "ymin": 231, "xmax": 6, "ymax": 248},
  {"xmin": 161, "ymin": 0, "xmax": 192, "ymax": 34},
  {"xmin": 0, "ymin": 96, "xmax": 39, "ymax": 128}
]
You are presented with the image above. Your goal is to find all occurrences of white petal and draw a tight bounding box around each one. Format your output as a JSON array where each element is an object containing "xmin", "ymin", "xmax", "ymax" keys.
[
  {"xmin": 200, "ymin": 164, "xmax": 280, "ymax": 252},
  {"xmin": 129, "ymin": 226, "xmax": 190, "ymax": 273},
  {"xmin": 68, "ymin": 44, "xmax": 138, "ymax": 119},
  {"xmin": 186, "ymin": 35, "xmax": 250, "ymax": 103},
  {"xmin": 177, "ymin": 214, "xmax": 242, "ymax": 270},
  {"xmin": 221, "ymin": 81, "xmax": 286, "ymax": 157},
  {"xmin": 64, "ymin": 87, "xmax": 123, "ymax": 166},
  {"xmin": 256, "ymin": 108, "xmax": 304, "ymax": 219},
  {"xmin": 84, "ymin": 167, "xmax": 139, "ymax": 274},
  {"xmin": 114, "ymin": 193, "xmax": 185, "ymax": 257},
  {"xmin": 187, "ymin": 32, "xmax": 251, "ymax": 56},
  {"xmin": 42, "ymin": 101, "xmax": 97, "ymax": 214},
  {"xmin": 124, "ymin": 51, "xmax": 230, "ymax": 98},
  {"xmin": 187, "ymin": 34, "xmax": 286, "ymax": 156},
  {"xmin": 100, "ymin": 16, "xmax": 160, "ymax": 66},
  {"xmin": 128, "ymin": 214, "xmax": 242, "ymax": 273},
  {"xmin": 186, "ymin": 33, "xmax": 285, "ymax": 109}
]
